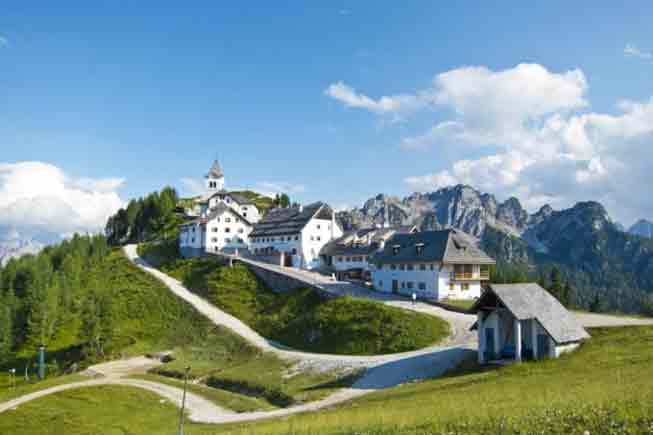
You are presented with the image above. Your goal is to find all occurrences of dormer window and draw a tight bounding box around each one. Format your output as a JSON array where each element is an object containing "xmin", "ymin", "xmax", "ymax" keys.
[
  {"xmin": 416, "ymin": 243, "xmax": 425, "ymax": 255},
  {"xmin": 392, "ymin": 244, "xmax": 400, "ymax": 255}
]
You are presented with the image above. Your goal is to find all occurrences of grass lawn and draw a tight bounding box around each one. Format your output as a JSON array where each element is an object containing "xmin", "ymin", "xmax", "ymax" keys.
[
  {"xmin": 3, "ymin": 326, "xmax": 653, "ymax": 434},
  {"xmin": 439, "ymin": 298, "xmax": 476, "ymax": 311},
  {"xmin": 1, "ymin": 248, "xmax": 355, "ymax": 413},
  {"xmin": 139, "ymin": 242, "xmax": 450, "ymax": 355},
  {"xmin": 0, "ymin": 373, "xmax": 86, "ymax": 403}
]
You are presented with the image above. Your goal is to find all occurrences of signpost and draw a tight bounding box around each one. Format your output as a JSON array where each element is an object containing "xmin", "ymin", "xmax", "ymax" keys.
[{"xmin": 178, "ymin": 366, "xmax": 191, "ymax": 435}]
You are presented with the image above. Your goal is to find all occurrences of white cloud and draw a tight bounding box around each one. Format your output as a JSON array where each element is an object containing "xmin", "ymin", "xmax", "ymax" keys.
[
  {"xmin": 179, "ymin": 177, "xmax": 206, "ymax": 197},
  {"xmin": 322, "ymin": 63, "xmax": 653, "ymax": 223},
  {"xmin": 0, "ymin": 162, "xmax": 125, "ymax": 237},
  {"xmin": 625, "ymin": 43, "xmax": 652, "ymax": 60},
  {"xmin": 254, "ymin": 181, "xmax": 306, "ymax": 198},
  {"xmin": 324, "ymin": 81, "xmax": 430, "ymax": 117}
]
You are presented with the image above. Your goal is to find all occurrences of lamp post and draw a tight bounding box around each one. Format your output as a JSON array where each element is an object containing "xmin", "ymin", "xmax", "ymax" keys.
[
  {"xmin": 9, "ymin": 368, "xmax": 16, "ymax": 389},
  {"xmin": 177, "ymin": 366, "xmax": 191, "ymax": 435},
  {"xmin": 38, "ymin": 345, "xmax": 46, "ymax": 380}
]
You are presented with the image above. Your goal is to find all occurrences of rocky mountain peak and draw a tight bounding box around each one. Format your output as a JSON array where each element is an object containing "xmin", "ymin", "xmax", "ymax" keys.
[{"xmin": 629, "ymin": 219, "xmax": 653, "ymax": 239}]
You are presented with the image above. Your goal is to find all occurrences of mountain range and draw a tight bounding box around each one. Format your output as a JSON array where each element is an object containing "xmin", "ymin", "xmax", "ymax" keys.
[{"xmin": 337, "ymin": 185, "xmax": 653, "ymax": 312}]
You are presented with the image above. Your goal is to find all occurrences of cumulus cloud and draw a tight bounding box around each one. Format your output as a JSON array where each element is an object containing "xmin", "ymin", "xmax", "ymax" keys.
[
  {"xmin": 0, "ymin": 162, "xmax": 125, "ymax": 237},
  {"xmin": 625, "ymin": 43, "xmax": 651, "ymax": 60},
  {"xmin": 330, "ymin": 63, "xmax": 653, "ymax": 223}
]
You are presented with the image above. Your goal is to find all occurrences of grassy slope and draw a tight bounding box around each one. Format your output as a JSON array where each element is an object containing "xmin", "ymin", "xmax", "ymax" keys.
[
  {"xmin": 0, "ymin": 249, "xmax": 349, "ymax": 411},
  {"xmin": 2, "ymin": 326, "xmax": 653, "ymax": 434},
  {"xmin": 140, "ymin": 244, "xmax": 450, "ymax": 355}
]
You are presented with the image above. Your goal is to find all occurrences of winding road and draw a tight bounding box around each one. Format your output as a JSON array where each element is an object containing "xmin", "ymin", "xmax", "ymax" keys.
[{"xmin": 2, "ymin": 245, "xmax": 652, "ymax": 425}]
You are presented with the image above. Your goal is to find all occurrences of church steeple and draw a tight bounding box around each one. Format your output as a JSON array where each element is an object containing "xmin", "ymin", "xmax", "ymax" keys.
[{"xmin": 206, "ymin": 160, "xmax": 225, "ymax": 193}]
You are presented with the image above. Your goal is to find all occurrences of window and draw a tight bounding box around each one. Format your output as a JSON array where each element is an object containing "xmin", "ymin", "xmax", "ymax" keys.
[
  {"xmin": 310, "ymin": 236, "xmax": 314, "ymax": 241},
  {"xmin": 378, "ymin": 280, "xmax": 383, "ymax": 287},
  {"xmin": 338, "ymin": 257, "xmax": 343, "ymax": 262},
  {"xmin": 191, "ymin": 238, "xmax": 195, "ymax": 243},
  {"xmin": 418, "ymin": 282, "xmax": 426, "ymax": 290},
  {"xmin": 401, "ymin": 282, "xmax": 405, "ymax": 288},
  {"xmin": 407, "ymin": 264, "xmax": 414, "ymax": 271},
  {"xmin": 419, "ymin": 264, "xmax": 426, "ymax": 271},
  {"xmin": 243, "ymin": 207, "xmax": 248, "ymax": 211},
  {"xmin": 392, "ymin": 245, "xmax": 400, "ymax": 255},
  {"xmin": 216, "ymin": 218, "xmax": 220, "ymax": 223},
  {"xmin": 212, "ymin": 227, "xmax": 218, "ymax": 232},
  {"xmin": 295, "ymin": 235, "xmax": 299, "ymax": 240},
  {"xmin": 212, "ymin": 237, "xmax": 218, "ymax": 243},
  {"xmin": 317, "ymin": 224, "xmax": 321, "ymax": 229},
  {"xmin": 316, "ymin": 236, "xmax": 321, "ymax": 241},
  {"xmin": 346, "ymin": 257, "xmax": 351, "ymax": 262},
  {"xmin": 449, "ymin": 282, "xmax": 456, "ymax": 291},
  {"xmin": 407, "ymin": 282, "xmax": 414, "ymax": 289},
  {"xmin": 416, "ymin": 243, "xmax": 424, "ymax": 255},
  {"xmin": 238, "ymin": 228, "xmax": 244, "ymax": 233},
  {"xmin": 390, "ymin": 264, "xmax": 397, "ymax": 270},
  {"xmin": 192, "ymin": 227, "xmax": 196, "ymax": 232},
  {"xmin": 400, "ymin": 264, "xmax": 405, "ymax": 271},
  {"xmin": 243, "ymin": 213, "xmax": 247, "ymax": 217},
  {"xmin": 225, "ymin": 217, "xmax": 231, "ymax": 223},
  {"xmin": 225, "ymin": 238, "xmax": 231, "ymax": 243},
  {"xmin": 430, "ymin": 264, "xmax": 435, "ymax": 271},
  {"xmin": 225, "ymin": 227, "xmax": 231, "ymax": 233},
  {"xmin": 462, "ymin": 283, "xmax": 470, "ymax": 291}
]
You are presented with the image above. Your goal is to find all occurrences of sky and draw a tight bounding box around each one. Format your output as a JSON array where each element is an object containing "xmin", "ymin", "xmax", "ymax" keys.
[{"xmin": 1, "ymin": 1, "xmax": 653, "ymax": 238}]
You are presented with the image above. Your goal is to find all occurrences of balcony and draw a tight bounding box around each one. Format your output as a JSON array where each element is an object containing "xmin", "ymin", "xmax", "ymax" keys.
[{"xmin": 451, "ymin": 268, "xmax": 491, "ymax": 281}]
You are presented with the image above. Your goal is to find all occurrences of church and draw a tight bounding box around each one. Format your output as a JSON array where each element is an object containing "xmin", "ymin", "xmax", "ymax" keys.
[{"xmin": 178, "ymin": 161, "xmax": 261, "ymax": 257}]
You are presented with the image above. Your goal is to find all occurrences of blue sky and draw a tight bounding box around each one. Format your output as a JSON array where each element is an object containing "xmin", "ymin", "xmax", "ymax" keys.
[{"xmin": 2, "ymin": 2, "xmax": 653, "ymax": 234}]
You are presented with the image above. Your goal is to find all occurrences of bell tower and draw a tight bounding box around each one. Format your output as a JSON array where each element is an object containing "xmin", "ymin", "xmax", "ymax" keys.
[{"xmin": 206, "ymin": 160, "xmax": 225, "ymax": 193}]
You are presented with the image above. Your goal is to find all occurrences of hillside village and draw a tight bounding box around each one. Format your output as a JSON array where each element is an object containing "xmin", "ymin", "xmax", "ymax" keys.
[{"xmin": 174, "ymin": 160, "xmax": 593, "ymax": 364}]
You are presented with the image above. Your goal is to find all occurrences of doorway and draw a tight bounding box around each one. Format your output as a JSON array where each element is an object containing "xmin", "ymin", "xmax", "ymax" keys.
[{"xmin": 485, "ymin": 328, "xmax": 495, "ymax": 361}]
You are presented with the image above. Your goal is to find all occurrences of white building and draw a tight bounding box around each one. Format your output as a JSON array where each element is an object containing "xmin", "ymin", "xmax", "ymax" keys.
[
  {"xmin": 249, "ymin": 202, "xmax": 343, "ymax": 270},
  {"xmin": 319, "ymin": 226, "xmax": 417, "ymax": 281},
  {"xmin": 471, "ymin": 283, "xmax": 590, "ymax": 364},
  {"xmin": 370, "ymin": 229, "xmax": 495, "ymax": 300},
  {"xmin": 179, "ymin": 160, "xmax": 260, "ymax": 257}
]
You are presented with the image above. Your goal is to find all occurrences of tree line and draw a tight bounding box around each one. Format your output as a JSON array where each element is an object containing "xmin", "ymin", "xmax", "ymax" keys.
[
  {"xmin": 0, "ymin": 235, "xmax": 114, "ymax": 364},
  {"xmin": 105, "ymin": 186, "xmax": 180, "ymax": 245}
]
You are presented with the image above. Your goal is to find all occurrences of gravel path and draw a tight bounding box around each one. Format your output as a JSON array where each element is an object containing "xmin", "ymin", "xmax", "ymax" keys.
[
  {"xmin": 5, "ymin": 246, "xmax": 646, "ymax": 425},
  {"xmin": 574, "ymin": 311, "xmax": 653, "ymax": 328},
  {"xmin": 0, "ymin": 357, "xmax": 233, "ymax": 422}
]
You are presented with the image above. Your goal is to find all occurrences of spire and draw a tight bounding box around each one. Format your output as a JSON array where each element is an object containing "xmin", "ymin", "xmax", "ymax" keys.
[{"xmin": 207, "ymin": 160, "xmax": 224, "ymax": 179}]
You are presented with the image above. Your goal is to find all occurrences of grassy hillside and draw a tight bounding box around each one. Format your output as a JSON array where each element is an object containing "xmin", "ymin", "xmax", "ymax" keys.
[
  {"xmin": 139, "ymin": 242, "xmax": 449, "ymax": 355},
  {"xmin": 0, "ymin": 238, "xmax": 351, "ymax": 410},
  {"xmin": 2, "ymin": 326, "xmax": 653, "ymax": 434}
]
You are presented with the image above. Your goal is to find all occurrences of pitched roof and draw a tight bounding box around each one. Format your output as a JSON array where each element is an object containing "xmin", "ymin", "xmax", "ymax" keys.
[
  {"xmin": 471, "ymin": 283, "xmax": 590, "ymax": 344},
  {"xmin": 179, "ymin": 203, "xmax": 252, "ymax": 227},
  {"xmin": 371, "ymin": 229, "xmax": 495, "ymax": 265},
  {"xmin": 250, "ymin": 202, "xmax": 333, "ymax": 237},
  {"xmin": 319, "ymin": 226, "xmax": 416, "ymax": 257},
  {"xmin": 206, "ymin": 160, "xmax": 224, "ymax": 179},
  {"xmin": 196, "ymin": 190, "xmax": 256, "ymax": 206}
]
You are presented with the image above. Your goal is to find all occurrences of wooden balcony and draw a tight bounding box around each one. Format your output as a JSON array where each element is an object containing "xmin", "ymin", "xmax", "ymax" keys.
[{"xmin": 451, "ymin": 271, "xmax": 491, "ymax": 281}]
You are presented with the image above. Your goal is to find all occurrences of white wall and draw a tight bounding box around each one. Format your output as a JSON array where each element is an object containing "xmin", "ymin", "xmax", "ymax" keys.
[
  {"xmin": 300, "ymin": 217, "xmax": 342, "ymax": 270},
  {"xmin": 332, "ymin": 255, "xmax": 371, "ymax": 272},
  {"xmin": 371, "ymin": 262, "xmax": 484, "ymax": 300},
  {"xmin": 204, "ymin": 208, "xmax": 252, "ymax": 253}
]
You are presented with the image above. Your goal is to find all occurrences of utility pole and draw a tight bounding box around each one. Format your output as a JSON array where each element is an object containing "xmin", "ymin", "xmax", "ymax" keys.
[
  {"xmin": 177, "ymin": 366, "xmax": 191, "ymax": 435},
  {"xmin": 38, "ymin": 345, "xmax": 46, "ymax": 380}
]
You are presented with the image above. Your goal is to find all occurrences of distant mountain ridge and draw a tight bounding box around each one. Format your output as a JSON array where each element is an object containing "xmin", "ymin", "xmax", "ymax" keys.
[
  {"xmin": 337, "ymin": 185, "xmax": 653, "ymax": 313},
  {"xmin": 629, "ymin": 219, "xmax": 653, "ymax": 239}
]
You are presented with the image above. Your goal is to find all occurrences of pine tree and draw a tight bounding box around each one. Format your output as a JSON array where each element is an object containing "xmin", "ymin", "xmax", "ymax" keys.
[
  {"xmin": 0, "ymin": 296, "xmax": 13, "ymax": 360},
  {"xmin": 549, "ymin": 266, "xmax": 564, "ymax": 302}
]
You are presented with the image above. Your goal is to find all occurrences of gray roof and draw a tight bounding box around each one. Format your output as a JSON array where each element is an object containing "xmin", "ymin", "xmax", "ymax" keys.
[
  {"xmin": 197, "ymin": 190, "xmax": 256, "ymax": 206},
  {"xmin": 206, "ymin": 160, "xmax": 224, "ymax": 179},
  {"xmin": 250, "ymin": 202, "xmax": 334, "ymax": 237},
  {"xmin": 178, "ymin": 203, "xmax": 251, "ymax": 227},
  {"xmin": 371, "ymin": 229, "xmax": 495, "ymax": 265},
  {"xmin": 472, "ymin": 283, "xmax": 590, "ymax": 344},
  {"xmin": 320, "ymin": 226, "xmax": 416, "ymax": 257}
]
